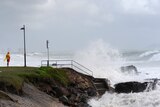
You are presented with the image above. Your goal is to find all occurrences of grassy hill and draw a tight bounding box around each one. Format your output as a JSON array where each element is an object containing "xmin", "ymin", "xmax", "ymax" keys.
[
  {"xmin": 0, "ymin": 66, "xmax": 95, "ymax": 107},
  {"xmin": 0, "ymin": 67, "xmax": 69, "ymax": 95}
]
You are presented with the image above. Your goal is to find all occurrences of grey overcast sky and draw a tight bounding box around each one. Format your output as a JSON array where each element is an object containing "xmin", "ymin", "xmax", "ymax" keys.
[{"xmin": 1, "ymin": 0, "xmax": 160, "ymax": 52}]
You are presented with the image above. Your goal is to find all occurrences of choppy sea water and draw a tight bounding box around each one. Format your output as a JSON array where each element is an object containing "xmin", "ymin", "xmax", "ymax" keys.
[{"xmin": 1, "ymin": 40, "xmax": 160, "ymax": 107}]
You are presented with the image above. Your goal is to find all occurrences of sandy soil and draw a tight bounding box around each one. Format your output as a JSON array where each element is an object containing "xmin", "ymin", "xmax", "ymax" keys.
[{"xmin": 0, "ymin": 83, "xmax": 67, "ymax": 107}]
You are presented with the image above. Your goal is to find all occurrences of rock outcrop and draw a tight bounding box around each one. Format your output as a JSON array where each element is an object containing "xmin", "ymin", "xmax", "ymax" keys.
[
  {"xmin": 114, "ymin": 79, "xmax": 159, "ymax": 93},
  {"xmin": 115, "ymin": 82, "xmax": 148, "ymax": 93},
  {"xmin": 15, "ymin": 68, "xmax": 97, "ymax": 106},
  {"xmin": 48, "ymin": 68, "xmax": 96, "ymax": 106},
  {"xmin": 120, "ymin": 65, "xmax": 138, "ymax": 74},
  {"xmin": 1, "ymin": 66, "xmax": 160, "ymax": 107}
]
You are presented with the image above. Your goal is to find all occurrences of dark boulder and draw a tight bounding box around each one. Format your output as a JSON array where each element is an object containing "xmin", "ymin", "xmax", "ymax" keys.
[
  {"xmin": 115, "ymin": 81, "xmax": 148, "ymax": 93},
  {"xmin": 79, "ymin": 94, "xmax": 89, "ymax": 103},
  {"xmin": 77, "ymin": 102, "xmax": 91, "ymax": 107},
  {"xmin": 59, "ymin": 87, "xmax": 70, "ymax": 96},
  {"xmin": 67, "ymin": 94, "xmax": 77, "ymax": 103},
  {"xmin": 114, "ymin": 79, "xmax": 159, "ymax": 94},
  {"xmin": 86, "ymin": 87, "xmax": 97, "ymax": 96},
  {"xmin": 120, "ymin": 65, "xmax": 138, "ymax": 74},
  {"xmin": 52, "ymin": 86, "xmax": 64, "ymax": 97},
  {"xmin": 59, "ymin": 95, "xmax": 70, "ymax": 106}
]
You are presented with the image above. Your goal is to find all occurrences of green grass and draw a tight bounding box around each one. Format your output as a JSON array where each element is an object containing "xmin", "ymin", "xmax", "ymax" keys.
[
  {"xmin": 0, "ymin": 66, "xmax": 69, "ymax": 93},
  {"xmin": 39, "ymin": 67, "xmax": 69, "ymax": 85}
]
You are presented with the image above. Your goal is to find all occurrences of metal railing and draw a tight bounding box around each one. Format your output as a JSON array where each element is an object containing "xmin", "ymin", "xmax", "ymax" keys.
[{"xmin": 41, "ymin": 60, "xmax": 93, "ymax": 76}]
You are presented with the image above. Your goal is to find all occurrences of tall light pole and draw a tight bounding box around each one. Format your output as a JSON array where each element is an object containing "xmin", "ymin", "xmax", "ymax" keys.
[
  {"xmin": 46, "ymin": 40, "xmax": 49, "ymax": 66},
  {"xmin": 20, "ymin": 25, "xmax": 27, "ymax": 67}
]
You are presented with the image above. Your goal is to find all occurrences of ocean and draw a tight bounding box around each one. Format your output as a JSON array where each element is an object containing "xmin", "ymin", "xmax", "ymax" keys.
[
  {"xmin": 88, "ymin": 49, "xmax": 160, "ymax": 107},
  {"xmin": 1, "ymin": 40, "xmax": 160, "ymax": 107}
]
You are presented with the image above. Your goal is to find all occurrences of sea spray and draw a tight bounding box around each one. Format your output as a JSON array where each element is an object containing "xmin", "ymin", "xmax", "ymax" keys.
[
  {"xmin": 139, "ymin": 50, "xmax": 160, "ymax": 58},
  {"xmin": 86, "ymin": 47, "xmax": 160, "ymax": 107},
  {"xmin": 88, "ymin": 85, "xmax": 160, "ymax": 107},
  {"xmin": 74, "ymin": 39, "xmax": 136, "ymax": 84}
]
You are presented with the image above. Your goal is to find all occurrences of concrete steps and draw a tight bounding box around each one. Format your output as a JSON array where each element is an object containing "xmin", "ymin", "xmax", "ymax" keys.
[{"xmin": 93, "ymin": 78, "xmax": 110, "ymax": 95}]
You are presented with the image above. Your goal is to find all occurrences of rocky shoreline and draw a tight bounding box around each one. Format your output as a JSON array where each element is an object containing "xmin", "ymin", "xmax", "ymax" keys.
[
  {"xmin": 0, "ymin": 67, "xmax": 159, "ymax": 107},
  {"xmin": 33, "ymin": 68, "xmax": 97, "ymax": 107},
  {"xmin": 0, "ymin": 67, "xmax": 98, "ymax": 107}
]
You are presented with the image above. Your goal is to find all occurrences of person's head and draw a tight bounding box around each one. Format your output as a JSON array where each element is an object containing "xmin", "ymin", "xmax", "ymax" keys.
[{"xmin": 7, "ymin": 52, "xmax": 10, "ymax": 54}]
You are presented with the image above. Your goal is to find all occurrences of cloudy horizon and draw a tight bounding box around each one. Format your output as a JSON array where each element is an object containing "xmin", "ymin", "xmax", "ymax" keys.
[{"xmin": 1, "ymin": 0, "xmax": 160, "ymax": 53}]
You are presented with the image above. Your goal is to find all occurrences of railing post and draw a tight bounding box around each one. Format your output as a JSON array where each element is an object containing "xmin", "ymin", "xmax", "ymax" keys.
[
  {"xmin": 56, "ymin": 60, "xmax": 57, "ymax": 68},
  {"xmin": 71, "ymin": 60, "xmax": 73, "ymax": 68},
  {"xmin": 41, "ymin": 61, "xmax": 42, "ymax": 66}
]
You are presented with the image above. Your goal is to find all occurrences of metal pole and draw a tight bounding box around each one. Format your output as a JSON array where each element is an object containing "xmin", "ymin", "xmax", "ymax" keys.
[
  {"xmin": 21, "ymin": 25, "xmax": 27, "ymax": 67},
  {"xmin": 46, "ymin": 40, "xmax": 49, "ymax": 66},
  {"xmin": 24, "ymin": 25, "xmax": 26, "ymax": 67}
]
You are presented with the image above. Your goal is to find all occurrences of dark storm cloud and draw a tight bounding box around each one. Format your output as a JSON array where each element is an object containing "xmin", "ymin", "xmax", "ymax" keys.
[{"xmin": 0, "ymin": 0, "xmax": 160, "ymax": 52}]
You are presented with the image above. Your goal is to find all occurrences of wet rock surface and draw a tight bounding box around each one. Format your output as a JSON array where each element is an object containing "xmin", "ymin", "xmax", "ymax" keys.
[
  {"xmin": 115, "ymin": 82, "xmax": 148, "ymax": 93},
  {"xmin": 56, "ymin": 68, "xmax": 97, "ymax": 106},
  {"xmin": 26, "ymin": 68, "xmax": 97, "ymax": 106},
  {"xmin": 2, "ymin": 67, "xmax": 159, "ymax": 107},
  {"xmin": 114, "ymin": 79, "xmax": 159, "ymax": 93},
  {"xmin": 120, "ymin": 65, "xmax": 139, "ymax": 74}
]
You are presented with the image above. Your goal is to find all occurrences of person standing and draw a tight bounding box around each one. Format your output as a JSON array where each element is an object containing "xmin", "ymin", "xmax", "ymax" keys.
[{"xmin": 4, "ymin": 52, "xmax": 10, "ymax": 67}]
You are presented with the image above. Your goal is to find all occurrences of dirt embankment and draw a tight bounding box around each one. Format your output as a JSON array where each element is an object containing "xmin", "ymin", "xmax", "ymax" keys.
[
  {"xmin": 0, "ymin": 83, "xmax": 66, "ymax": 107},
  {"xmin": 0, "ymin": 67, "xmax": 97, "ymax": 107}
]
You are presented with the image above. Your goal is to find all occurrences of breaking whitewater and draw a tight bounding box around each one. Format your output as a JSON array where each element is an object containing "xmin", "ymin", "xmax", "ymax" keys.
[{"xmin": 1, "ymin": 40, "xmax": 160, "ymax": 107}]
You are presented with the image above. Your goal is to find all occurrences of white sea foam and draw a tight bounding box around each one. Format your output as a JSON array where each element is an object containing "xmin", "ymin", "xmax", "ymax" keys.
[
  {"xmin": 139, "ymin": 50, "xmax": 160, "ymax": 58},
  {"xmin": 74, "ymin": 39, "xmax": 139, "ymax": 84},
  {"xmin": 73, "ymin": 40, "xmax": 160, "ymax": 107},
  {"xmin": 0, "ymin": 54, "xmax": 3, "ymax": 59},
  {"xmin": 27, "ymin": 52, "xmax": 42, "ymax": 56},
  {"xmin": 138, "ymin": 50, "xmax": 160, "ymax": 61},
  {"xmin": 149, "ymin": 53, "xmax": 160, "ymax": 61},
  {"xmin": 88, "ymin": 86, "xmax": 160, "ymax": 107}
]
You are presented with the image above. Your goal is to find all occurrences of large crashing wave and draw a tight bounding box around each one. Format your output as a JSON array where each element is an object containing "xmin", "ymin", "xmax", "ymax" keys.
[
  {"xmin": 89, "ymin": 86, "xmax": 160, "ymax": 107},
  {"xmin": 139, "ymin": 50, "xmax": 160, "ymax": 61},
  {"xmin": 85, "ymin": 46, "xmax": 160, "ymax": 107},
  {"xmin": 139, "ymin": 50, "xmax": 160, "ymax": 58},
  {"xmin": 74, "ymin": 39, "xmax": 136, "ymax": 84},
  {"xmin": 149, "ymin": 53, "xmax": 160, "ymax": 61}
]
